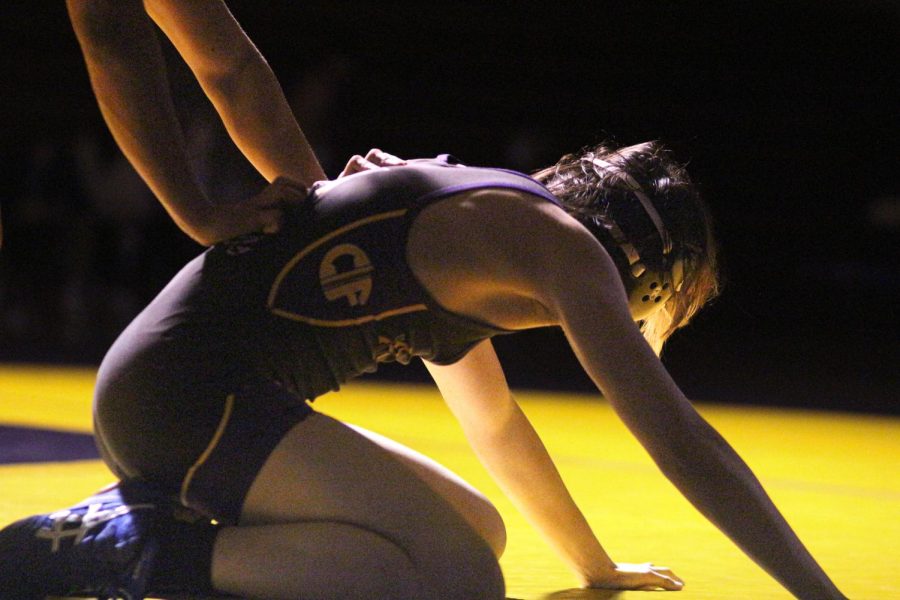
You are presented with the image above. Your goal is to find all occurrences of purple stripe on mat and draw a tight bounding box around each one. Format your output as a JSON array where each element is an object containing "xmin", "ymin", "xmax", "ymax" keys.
[{"xmin": 0, "ymin": 425, "xmax": 100, "ymax": 464}]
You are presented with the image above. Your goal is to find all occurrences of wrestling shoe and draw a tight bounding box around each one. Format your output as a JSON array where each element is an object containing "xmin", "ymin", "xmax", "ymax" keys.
[{"xmin": 0, "ymin": 480, "xmax": 165, "ymax": 600}]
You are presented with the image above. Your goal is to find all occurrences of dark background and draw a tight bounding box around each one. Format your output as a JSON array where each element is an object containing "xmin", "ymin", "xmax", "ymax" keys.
[{"xmin": 1, "ymin": 1, "xmax": 898, "ymax": 414}]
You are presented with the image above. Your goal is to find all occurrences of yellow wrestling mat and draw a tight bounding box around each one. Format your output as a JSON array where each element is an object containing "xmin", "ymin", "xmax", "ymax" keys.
[{"xmin": 1, "ymin": 364, "xmax": 897, "ymax": 599}]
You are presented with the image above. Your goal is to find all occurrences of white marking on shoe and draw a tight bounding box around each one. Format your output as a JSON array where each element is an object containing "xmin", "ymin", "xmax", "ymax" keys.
[{"xmin": 35, "ymin": 503, "xmax": 155, "ymax": 553}]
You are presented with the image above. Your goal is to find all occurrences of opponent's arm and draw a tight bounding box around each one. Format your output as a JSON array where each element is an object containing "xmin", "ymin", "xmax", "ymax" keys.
[
  {"xmin": 541, "ymin": 231, "xmax": 847, "ymax": 599},
  {"xmin": 67, "ymin": 0, "xmax": 214, "ymax": 242},
  {"xmin": 66, "ymin": 0, "xmax": 316, "ymax": 244},
  {"xmin": 425, "ymin": 341, "xmax": 682, "ymax": 591},
  {"xmin": 144, "ymin": 0, "xmax": 324, "ymax": 186}
]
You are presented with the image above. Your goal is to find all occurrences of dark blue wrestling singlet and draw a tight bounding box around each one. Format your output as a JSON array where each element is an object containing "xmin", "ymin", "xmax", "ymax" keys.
[{"xmin": 92, "ymin": 156, "xmax": 560, "ymax": 522}]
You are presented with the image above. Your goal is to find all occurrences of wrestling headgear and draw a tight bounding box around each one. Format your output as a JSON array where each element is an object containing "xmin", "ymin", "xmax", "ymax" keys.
[{"xmin": 583, "ymin": 158, "xmax": 685, "ymax": 321}]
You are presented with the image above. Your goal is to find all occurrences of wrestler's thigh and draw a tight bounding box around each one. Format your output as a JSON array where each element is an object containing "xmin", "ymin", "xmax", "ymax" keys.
[
  {"xmin": 345, "ymin": 422, "xmax": 506, "ymax": 557},
  {"xmin": 238, "ymin": 412, "xmax": 499, "ymax": 575}
]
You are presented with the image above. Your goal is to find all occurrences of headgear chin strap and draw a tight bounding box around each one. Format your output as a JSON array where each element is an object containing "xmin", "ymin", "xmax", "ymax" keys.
[{"xmin": 588, "ymin": 158, "xmax": 684, "ymax": 321}]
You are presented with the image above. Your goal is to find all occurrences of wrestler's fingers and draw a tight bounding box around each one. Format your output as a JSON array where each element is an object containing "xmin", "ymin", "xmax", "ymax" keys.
[
  {"xmin": 339, "ymin": 154, "xmax": 379, "ymax": 177},
  {"xmin": 643, "ymin": 565, "xmax": 683, "ymax": 591},
  {"xmin": 365, "ymin": 148, "xmax": 406, "ymax": 166},
  {"xmin": 254, "ymin": 177, "xmax": 309, "ymax": 207},
  {"xmin": 274, "ymin": 177, "xmax": 309, "ymax": 203},
  {"xmin": 591, "ymin": 562, "xmax": 684, "ymax": 592},
  {"xmin": 638, "ymin": 574, "xmax": 684, "ymax": 591}
]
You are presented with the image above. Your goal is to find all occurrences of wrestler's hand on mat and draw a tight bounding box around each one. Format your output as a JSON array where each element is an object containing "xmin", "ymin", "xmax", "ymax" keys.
[
  {"xmin": 586, "ymin": 562, "xmax": 684, "ymax": 591},
  {"xmin": 338, "ymin": 148, "xmax": 407, "ymax": 177},
  {"xmin": 202, "ymin": 176, "xmax": 309, "ymax": 243}
]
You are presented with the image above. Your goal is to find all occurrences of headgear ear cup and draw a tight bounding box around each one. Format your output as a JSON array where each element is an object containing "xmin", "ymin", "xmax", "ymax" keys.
[{"xmin": 588, "ymin": 157, "xmax": 684, "ymax": 320}]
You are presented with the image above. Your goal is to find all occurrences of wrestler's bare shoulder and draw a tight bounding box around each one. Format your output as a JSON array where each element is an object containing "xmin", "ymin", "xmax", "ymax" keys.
[{"xmin": 406, "ymin": 188, "xmax": 590, "ymax": 330}]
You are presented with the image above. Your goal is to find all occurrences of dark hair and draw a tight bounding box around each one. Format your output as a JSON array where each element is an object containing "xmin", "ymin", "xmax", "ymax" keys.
[{"xmin": 532, "ymin": 141, "xmax": 720, "ymax": 352}]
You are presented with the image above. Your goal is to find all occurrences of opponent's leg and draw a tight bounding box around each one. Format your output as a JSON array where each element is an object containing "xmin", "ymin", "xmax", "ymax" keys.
[{"xmin": 209, "ymin": 412, "xmax": 505, "ymax": 600}]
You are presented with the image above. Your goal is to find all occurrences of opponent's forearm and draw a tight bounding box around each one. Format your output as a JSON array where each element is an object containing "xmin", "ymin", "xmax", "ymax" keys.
[
  {"xmin": 655, "ymin": 415, "xmax": 847, "ymax": 599},
  {"xmin": 143, "ymin": 0, "xmax": 326, "ymax": 186},
  {"xmin": 464, "ymin": 397, "xmax": 616, "ymax": 584},
  {"xmin": 67, "ymin": 0, "xmax": 215, "ymax": 243},
  {"xmin": 196, "ymin": 52, "xmax": 324, "ymax": 186}
]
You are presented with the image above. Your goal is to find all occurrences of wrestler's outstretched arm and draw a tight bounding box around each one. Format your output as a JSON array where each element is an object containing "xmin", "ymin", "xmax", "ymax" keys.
[
  {"xmin": 426, "ymin": 341, "xmax": 684, "ymax": 591},
  {"xmin": 66, "ymin": 0, "xmax": 322, "ymax": 244},
  {"xmin": 538, "ymin": 227, "xmax": 848, "ymax": 599},
  {"xmin": 421, "ymin": 192, "xmax": 847, "ymax": 597}
]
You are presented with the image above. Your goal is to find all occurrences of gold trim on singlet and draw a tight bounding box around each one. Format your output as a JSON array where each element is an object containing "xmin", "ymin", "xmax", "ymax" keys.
[
  {"xmin": 180, "ymin": 393, "xmax": 235, "ymax": 507},
  {"xmin": 267, "ymin": 209, "xmax": 429, "ymax": 327},
  {"xmin": 270, "ymin": 304, "xmax": 429, "ymax": 327}
]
